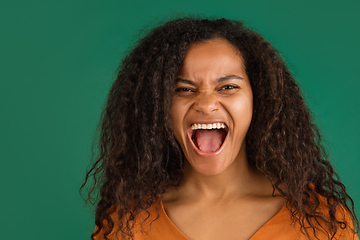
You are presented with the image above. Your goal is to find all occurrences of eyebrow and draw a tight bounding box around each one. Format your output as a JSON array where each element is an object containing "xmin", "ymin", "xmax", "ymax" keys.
[{"xmin": 175, "ymin": 75, "xmax": 243, "ymax": 85}]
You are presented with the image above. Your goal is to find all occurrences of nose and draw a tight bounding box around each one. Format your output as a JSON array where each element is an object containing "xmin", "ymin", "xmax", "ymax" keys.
[{"xmin": 194, "ymin": 92, "xmax": 219, "ymax": 115}]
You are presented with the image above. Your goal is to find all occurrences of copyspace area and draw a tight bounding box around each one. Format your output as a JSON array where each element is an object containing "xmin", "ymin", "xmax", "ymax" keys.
[{"xmin": 1, "ymin": 0, "xmax": 359, "ymax": 239}]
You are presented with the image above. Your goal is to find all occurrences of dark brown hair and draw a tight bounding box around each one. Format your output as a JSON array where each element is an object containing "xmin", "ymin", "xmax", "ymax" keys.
[{"xmin": 81, "ymin": 17, "xmax": 358, "ymax": 239}]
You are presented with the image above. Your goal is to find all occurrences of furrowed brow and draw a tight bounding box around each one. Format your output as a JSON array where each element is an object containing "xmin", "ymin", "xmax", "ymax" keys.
[
  {"xmin": 174, "ymin": 75, "xmax": 243, "ymax": 85},
  {"xmin": 174, "ymin": 78, "xmax": 197, "ymax": 86},
  {"xmin": 216, "ymin": 75, "xmax": 244, "ymax": 83}
]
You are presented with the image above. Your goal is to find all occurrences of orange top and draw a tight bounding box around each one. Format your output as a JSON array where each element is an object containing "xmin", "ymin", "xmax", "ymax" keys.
[{"xmin": 95, "ymin": 200, "xmax": 358, "ymax": 240}]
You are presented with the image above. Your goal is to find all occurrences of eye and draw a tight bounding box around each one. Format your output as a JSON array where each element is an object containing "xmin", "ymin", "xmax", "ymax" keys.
[
  {"xmin": 175, "ymin": 87, "xmax": 195, "ymax": 93},
  {"xmin": 218, "ymin": 85, "xmax": 240, "ymax": 91}
]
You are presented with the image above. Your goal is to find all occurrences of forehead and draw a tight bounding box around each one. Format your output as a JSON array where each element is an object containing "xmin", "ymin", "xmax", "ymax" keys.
[{"xmin": 178, "ymin": 38, "xmax": 245, "ymax": 78}]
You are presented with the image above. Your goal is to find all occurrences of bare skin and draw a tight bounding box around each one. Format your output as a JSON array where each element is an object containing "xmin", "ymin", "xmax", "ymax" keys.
[
  {"xmin": 162, "ymin": 152, "xmax": 285, "ymax": 240},
  {"xmin": 163, "ymin": 38, "xmax": 285, "ymax": 240}
]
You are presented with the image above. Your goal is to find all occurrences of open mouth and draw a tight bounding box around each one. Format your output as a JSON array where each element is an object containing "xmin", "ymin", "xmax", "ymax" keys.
[{"xmin": 189, "ymin": 123, "xmax": 229, "ymax": 153}]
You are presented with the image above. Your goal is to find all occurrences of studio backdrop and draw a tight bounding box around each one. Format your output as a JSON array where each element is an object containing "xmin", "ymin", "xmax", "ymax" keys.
[{"xmin": 1, "ymin": 0, "xmax": 359, "ymax": 239}]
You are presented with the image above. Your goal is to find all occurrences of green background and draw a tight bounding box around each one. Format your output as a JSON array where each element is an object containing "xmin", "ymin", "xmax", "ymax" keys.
[{"xmin": 1, "ymin": 0, "xmax": 359, "ymax": 239}]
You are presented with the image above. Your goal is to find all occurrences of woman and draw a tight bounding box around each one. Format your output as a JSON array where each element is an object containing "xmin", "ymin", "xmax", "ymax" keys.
[{"xmin": 82, "ymin": 17, "xmax": 359, "ymax": 239}]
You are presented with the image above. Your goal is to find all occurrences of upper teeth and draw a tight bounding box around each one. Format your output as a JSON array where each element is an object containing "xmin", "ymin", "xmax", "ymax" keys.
[{"xmin": 191, "ymin": 123, "xmax": 226, "ymax": 130}]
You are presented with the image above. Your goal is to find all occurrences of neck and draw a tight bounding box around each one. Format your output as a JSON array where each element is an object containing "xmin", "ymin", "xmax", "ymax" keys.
[{"xmin": 179, "ymin": 150, "xmax": 268, "ymax": 201}]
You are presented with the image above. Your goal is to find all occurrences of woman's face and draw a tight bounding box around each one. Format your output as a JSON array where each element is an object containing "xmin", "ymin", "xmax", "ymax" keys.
[{"xmin": 171, "ymin": 38, "xmax": 253, "ymax": 176}]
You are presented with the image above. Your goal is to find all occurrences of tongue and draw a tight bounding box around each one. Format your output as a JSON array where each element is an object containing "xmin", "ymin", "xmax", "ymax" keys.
[{"xmin": 195, "ymin": 129, "xmax": 225, "ymax": 153}]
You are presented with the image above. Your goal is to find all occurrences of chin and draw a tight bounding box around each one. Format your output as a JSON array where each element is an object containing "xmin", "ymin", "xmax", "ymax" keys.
[{"xmin": 186, "ymin": 155, "xmax": 232, "ymax": 176}]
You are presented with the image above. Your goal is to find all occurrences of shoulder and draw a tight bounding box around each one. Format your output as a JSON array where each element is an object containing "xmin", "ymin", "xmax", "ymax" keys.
[
  {"xmin": 251, "ymin": 194, "xmax": 358, "ymax": 240},
  {"xmin": 93, "ymin": 200, "xmax": 182, "ymax": 240},
  {"xmin": 327, "ymin": 203, "xmax": 358, "ymax": 240},
  {"xmin": 298, "ymin": 196, "xmax": 358, "ymax": 240}
]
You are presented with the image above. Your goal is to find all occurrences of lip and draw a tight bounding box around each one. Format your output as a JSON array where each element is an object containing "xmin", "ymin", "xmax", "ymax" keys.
[{"xmin": 187, "ymin": 122, "xmax": 229, "ymax": 157}]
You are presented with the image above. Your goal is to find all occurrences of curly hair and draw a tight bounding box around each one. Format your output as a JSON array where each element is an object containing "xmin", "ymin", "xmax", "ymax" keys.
[{"xmin": 81, "ymin": 17, "xmax": 358, "ymax": 239}]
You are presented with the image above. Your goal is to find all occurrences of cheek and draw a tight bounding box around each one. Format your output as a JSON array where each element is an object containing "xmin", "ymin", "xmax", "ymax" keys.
[
  {"xmin": 228, "ymin": 95, "xmax": 253, "ymax": 126},
  {"xmin": 239, "ymin": 89, "xmax": 253, "ymax": 116},
  {"xmin": 243, "ymin": 98, "xmax": 253, "ymax": 118}
]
